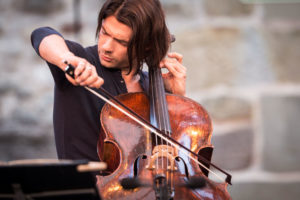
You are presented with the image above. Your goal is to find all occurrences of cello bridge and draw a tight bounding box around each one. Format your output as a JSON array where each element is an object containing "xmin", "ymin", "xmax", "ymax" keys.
[{"xmin": 146, "ymin": 145, "xmax": 178, "ymax": 171}]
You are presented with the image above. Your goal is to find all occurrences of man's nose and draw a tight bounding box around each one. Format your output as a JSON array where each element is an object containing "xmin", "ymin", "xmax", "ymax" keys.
[{"xmin": 102, "ymin": 38, "xmax": 114, "ymax": 53}]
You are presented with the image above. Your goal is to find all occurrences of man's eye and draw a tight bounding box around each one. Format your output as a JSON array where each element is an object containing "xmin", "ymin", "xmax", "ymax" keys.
[
  {"xmin": 120, "ymin": 42, "xmax": 128, "ymax": 47},
  {"xmin": 118, "ymin": 40, "xmax": 128, "ymax": 47},
  {"xmin": 101, "ymin": 29, "xmax": 107, "ymax": 35}
]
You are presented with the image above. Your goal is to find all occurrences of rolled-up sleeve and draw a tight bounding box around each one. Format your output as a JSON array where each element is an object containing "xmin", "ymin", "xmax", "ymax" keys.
[{"xmin": 31, "ymin": 27, "xmax": 63, "ymax": 56}]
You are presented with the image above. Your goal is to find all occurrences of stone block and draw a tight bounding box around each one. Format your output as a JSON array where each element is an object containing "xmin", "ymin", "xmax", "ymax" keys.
[
  {"xmin": 211, "ymin": 126, "xmax": 253, "ymax": 170},
  {"xmin": 201, "ymin": 96, "xmax": 252, "ymax": 121},
  {"xmin": 0, "ymin": 127, "xmax": 56, "ymax": 161},
  {"xmin": 173, "ymin": 27, "xmax": 242, "ymax": 90},
  {"xmin": 229, "ymin": 181, "xmax": 300, "ymax": 200},
  {"xmin": 174, "ymin": 25, "xmax": 296, "ymax": 93},
  {"xmin": 264, "ymin": 29, "xmax": 300, "ymax": 83},
  {"xmin": 261, "ymin": 94, "xmax": 300, "ymax": 171},
  {"xmin": 263, "ymin": 3, "xmax": 300, "ymax": 21},
  {"xmin": 0, "ymin": 1, "xmax": 11, "ymax": 12},
  {"xmin": 13, "ymin": 0, "xmax": 64, "ymax": 14},
  {"xmin": 0, "ymin": 26, "xmax": 3, "ymax": 37},
  {"xmin": 203, "ymin": 0, "xmax": 254, "ymax": 17},
  {"xmin": 161, "ymin": 0, "xmax": 201, "ymax": 17}
]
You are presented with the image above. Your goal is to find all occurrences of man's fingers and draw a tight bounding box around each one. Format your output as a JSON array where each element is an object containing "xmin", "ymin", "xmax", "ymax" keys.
[
  {"xmin": 168, "ymin": 52, "xmax": 183, "ymax": 63},
  {"xmin": 75, "ymin": 61, "xmax": 87, "ymax": 78},
  {"xmin": 77, "ymin": 64, "xmax": 93, "ymax": 84},
  {"xmin": 162, "ymin": 60, "xmax": 186, "ymax": 79},
  {"xmin": 80, "ymin": 73, "xmax": 97, "ymax": 86},
  {"xmin": 163, "ymin": 62, "xmax": 181, "ymax": 77},
  {"xmin": 62, "ymin": 57, "xmax": 103, "ymax": 88},
  {"xmin": 91, "ymin": 78, "xmax": 104, "ymax": 88},
  {"xmin": 83, "ymin": 76, "xmax": 104, "ymax": 88},
  {"xmin": 65, "ymin": 74, "xmax": 79, "ymax": 86}
]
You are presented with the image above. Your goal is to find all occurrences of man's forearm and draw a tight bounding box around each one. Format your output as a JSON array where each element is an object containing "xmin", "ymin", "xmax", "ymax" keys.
[{"xmin": 38, "ymin": 34, "xmax": 73, "ymax": 71}]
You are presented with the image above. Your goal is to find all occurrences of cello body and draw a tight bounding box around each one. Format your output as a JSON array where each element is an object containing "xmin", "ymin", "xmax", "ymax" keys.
[{"xmin": 97, "ymin": 92, "xmax": 231, "ymax": 199}]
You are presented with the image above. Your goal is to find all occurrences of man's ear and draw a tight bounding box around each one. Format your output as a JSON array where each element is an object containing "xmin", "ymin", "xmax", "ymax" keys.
[{"xmin": 170, "ymin": 34, "xmax": 176, "ymax": 43}]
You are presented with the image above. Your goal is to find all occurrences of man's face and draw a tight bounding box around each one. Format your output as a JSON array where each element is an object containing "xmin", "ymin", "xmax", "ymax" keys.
[{"xmin": 98, "ymin": 15, "xmax": 132, "ymax": 70}]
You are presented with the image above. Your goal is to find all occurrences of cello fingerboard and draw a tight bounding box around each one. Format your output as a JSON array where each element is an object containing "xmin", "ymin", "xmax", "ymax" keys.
[{"xmin": 149, "ymin": 66, "xmax": 172, "ymax": 145}]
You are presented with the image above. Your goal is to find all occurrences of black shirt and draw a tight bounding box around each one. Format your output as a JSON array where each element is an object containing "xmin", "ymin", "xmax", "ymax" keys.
[{"xmin": 31, "ymin": 27, "xmax": 149, "ymax": 161}]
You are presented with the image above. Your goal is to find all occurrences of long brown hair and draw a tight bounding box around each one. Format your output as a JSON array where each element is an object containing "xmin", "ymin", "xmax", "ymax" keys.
[{"xmin": 96, "ymin": 0, "xmax": 170, "ymax": 74}]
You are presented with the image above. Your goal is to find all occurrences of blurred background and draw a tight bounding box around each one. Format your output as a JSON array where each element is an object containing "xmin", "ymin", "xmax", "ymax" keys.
[{"xmin": 1, "ymin": 0, "xmax": 300, "ymax": 199}]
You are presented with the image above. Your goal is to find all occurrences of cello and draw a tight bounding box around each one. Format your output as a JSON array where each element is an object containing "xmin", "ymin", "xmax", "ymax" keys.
[{"xmin": 74, "ymin": 61, "xmax": 232, "ymax": 199}]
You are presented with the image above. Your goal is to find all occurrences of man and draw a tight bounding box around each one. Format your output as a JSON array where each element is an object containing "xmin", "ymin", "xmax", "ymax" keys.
[{"xmin": 31, "ymin": 0, "xmax": 186, "ymax": 166}]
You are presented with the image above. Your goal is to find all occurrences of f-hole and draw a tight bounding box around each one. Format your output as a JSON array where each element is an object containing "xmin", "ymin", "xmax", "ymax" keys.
[{"xmin": 198, "ymin": 147, "xmax": 213, "ymax": 177}]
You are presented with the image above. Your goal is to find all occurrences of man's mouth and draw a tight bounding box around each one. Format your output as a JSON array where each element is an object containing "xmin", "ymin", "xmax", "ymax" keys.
[{"xmin": 101, "ymin": 54, "xmax": 113, "ymax": 62}]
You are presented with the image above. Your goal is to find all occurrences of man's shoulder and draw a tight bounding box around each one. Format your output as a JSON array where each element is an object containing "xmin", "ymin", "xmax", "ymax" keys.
[
  {"xmin": 65, "ymin": 41, "xmax": 97, "ymax": 54},
  {"xmin": 65, "ymin": 42, "xmax": 99, "ymax": 64},
  {"xmin": 85, "ymin": 45, "xmax": 98, "ymax": 58},
  {"xmin": 85, "ymin": 45, "xmax": 102, "ymax": 68}
]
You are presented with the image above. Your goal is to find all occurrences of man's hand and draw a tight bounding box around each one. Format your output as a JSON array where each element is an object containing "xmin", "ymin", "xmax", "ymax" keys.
[
  {"xmin": 160, "ymin": 52, "xmax": 186, "ymax": 96},
  {"xmin": 63, "ymin": 53, "xmax": 104, "ymax": 89}
]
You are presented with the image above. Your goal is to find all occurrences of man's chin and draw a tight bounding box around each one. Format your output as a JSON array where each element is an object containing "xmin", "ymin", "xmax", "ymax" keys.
[
  {"xmin": 100, "ymin": 61, "xmax": 115, "ymax": 69},
  {"xmin": 100, "ymin": 60, "xmax": 128, "ymax": 71}
]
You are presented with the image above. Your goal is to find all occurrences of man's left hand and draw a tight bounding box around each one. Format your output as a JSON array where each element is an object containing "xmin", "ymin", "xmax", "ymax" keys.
[{"xmin": 160, "ymin": 52, "xmax": 186, "ymax": 96}]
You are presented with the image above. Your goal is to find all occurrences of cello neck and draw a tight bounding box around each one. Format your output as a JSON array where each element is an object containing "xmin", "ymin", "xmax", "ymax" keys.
[{"xmin": 149, "ymin": 66, "xmax": 172, "ymax": 134}]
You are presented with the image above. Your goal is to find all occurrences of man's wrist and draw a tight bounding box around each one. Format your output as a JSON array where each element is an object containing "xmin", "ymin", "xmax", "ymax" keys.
[{"xmin": 60, "ymin": 52, "xmax": 75, "ymax": 68}]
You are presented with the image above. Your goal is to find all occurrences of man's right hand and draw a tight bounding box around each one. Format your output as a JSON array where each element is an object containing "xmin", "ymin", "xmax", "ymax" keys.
[{"xmin": 63, "ymin": 53, "xmax": 104, "ymax": 89}]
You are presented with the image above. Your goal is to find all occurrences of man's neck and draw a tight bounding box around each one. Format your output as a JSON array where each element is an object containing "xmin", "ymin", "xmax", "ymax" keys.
[
  {"xmin": 121, "ymin": 69, "xmax": 142, "ymax": 93},
  {"xmin": 120, "ymin": 66, "xmax": 137, "ymax": 81}
]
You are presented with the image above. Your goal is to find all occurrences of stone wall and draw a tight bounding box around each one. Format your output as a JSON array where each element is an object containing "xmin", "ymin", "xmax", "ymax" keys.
[{"xmin": 1, "ymin": 0, "xmax": 300, "ymax": 199}]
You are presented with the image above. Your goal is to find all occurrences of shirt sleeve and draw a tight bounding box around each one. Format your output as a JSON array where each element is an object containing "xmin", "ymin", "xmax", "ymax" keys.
[
  {"xmin": 31, "ymin": 27, "xmax": 64, "ymax": 57},
  {"xmin": 30, "ymin": 27, "xmax": 91, "ymax": 89}
]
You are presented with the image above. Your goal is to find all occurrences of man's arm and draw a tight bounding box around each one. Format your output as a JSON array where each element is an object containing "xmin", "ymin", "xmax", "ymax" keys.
[
  {"xmin": 31, "ymin": 27, "xmax": 103, "ymax": 88},
  {"xmin": 38, "ymin": 34, "xmax": 73, "ymax": 71}
]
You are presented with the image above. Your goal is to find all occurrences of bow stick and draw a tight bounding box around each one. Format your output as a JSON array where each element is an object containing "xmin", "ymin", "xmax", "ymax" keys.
[{"xmin": 64, "ymin": 63, "xmax": 232, "ymax": 185}]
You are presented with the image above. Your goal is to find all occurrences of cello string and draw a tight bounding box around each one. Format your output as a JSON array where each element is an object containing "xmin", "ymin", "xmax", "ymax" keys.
[
  {"xmin": 158, "ymin": 67, "xmax": 171, "ymax": 186},
  {"xmin": 156, "ymin": 68, "xmax": 165, "ymax": 176},
  {"xmin": 151, "ymin": 67, "xmax": 159, "ymax": 176},
  {"xmin": 83, "ymin": 86, "xmax": 226, "ymax": 183},
  {"xmin": 152, "ymin": 74, "xmax": 159, "ymax": 177},
  {"xmin": 160, "ymin": 44, "xmax": 174, "ymax": 187},
  {"xmin": 154, "ymin": 67, "xmax": 168, "ymax": 178},
  {"xmin": 162, "ymin": 47, "xmax": 174, "ymax": 188},
  {"xmin": 157, "ymin": 75, "xmax": 166, "ymax": 184}
]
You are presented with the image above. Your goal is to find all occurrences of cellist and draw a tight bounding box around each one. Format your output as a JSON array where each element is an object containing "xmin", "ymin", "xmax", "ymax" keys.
[{"xmin": 31, "ymin": 0, "xmax": 186, "ymax": 171}]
